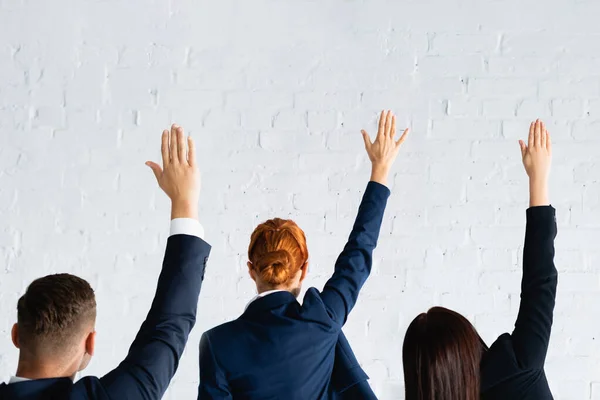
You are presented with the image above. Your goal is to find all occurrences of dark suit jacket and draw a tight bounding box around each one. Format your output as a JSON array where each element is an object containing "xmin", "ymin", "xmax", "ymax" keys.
[
  {"xmin": 198, "ymin": 181, "xmax": 389, "ymax": 400},
  {"xmin": 330, "ymin": 333, "xmax": 377, "ymax": 400},
  {"xmin": 0, "ymin": 234, "xmax": 211, "ymax": 400},
  {"xmin": 481, "ymin": 206, "xmax": 558, "ymax": 400}
]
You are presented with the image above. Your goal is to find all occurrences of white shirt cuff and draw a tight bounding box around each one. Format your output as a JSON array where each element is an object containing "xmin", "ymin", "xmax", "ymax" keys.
[{"xmin": 170, "ymin": 218, "xmax": 204, "ymax": 239}]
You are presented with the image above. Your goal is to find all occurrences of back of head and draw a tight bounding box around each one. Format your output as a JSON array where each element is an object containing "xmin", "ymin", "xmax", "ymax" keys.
[
  {"xmin": 17, "ymin": 273, "xmax": 96, "ymax": 360},
  {"xmin": 402, "ymin": 307, "xmax": 486, "ymax": 400},
  {"xmin": 248, "ymin": 218, "xmax": 308, "ymax": 287}
]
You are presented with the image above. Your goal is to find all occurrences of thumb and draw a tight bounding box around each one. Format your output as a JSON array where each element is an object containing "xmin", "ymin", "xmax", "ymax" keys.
[
  {"xmin": 146, "ymin": 161, "xmax": 163, "ymax": 182},
  {"xmin": 361, "ymin": 130, "xmax": 372, "ymax": 151},
  {"xmin": 518, "ymin": 140, "xmax": 527, "ymax": 158}
]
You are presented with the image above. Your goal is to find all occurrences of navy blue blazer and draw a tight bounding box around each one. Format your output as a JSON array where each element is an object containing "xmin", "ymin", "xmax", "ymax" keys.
[
  {"xmin": 198, "ymin": 181, "xmax": 390, "ymax": 400},
  {"xmin": 329, "ymin": 332, "xmax": 377, "ymax": 400},
  {"xmin": 0, "ymin": 234, "xmax": 211, "ymax": 400},
  {"xmin": 330, "ymin": 333, "xmax": 377, "ymax": 400},
  {"xmin": 481, "ymin": 206, "xmax": 558, "ymax": 399}
]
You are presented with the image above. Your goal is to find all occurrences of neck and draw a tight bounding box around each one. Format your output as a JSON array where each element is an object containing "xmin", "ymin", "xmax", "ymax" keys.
[
  {"xmin": 256, "ymin": 285, "xmax": 300, "ymax": 298},
  {"xmin": 257, "ymin": 286, "xmax": 285, "ymax": 294},
  {"xmin": 16, "ymin": 358, "xmax": 77, "ymax": 381}
]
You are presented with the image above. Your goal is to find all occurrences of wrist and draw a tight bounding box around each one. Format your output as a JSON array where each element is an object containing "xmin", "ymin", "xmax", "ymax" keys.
[
  {"xmin": 528, "ymin": 179, "xmax": 549, "ymax": 207},
  {"xmin": 171, "ymin": 199, "xmax": 199, "ymax": 220},
  {"xmin": 529, "ymin": 178, "xmax": 548, "ymax": 194},
  {"xmin": 370, "ymin": 164, "xmax": 390, "ymax": 186}
]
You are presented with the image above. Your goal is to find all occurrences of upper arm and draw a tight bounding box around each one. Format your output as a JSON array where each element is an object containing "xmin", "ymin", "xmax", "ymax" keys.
[
  {"xmin": 511, "ymin": 206, "xmax": 558, "ymax": 369},
  {"xmin": 198, "ymin": 332, "xmax": 233, "ymax": 400},
  {"xmin": 100, "ymin": 235, "xmax": 211, "ymax": 399},
  {"xmin": 319, "ymin": 182, "xmax": 390, "ymax": 327}
]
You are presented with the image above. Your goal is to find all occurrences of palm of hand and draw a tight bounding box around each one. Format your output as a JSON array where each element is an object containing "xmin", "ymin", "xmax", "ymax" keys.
[{"xmin": 519, "ymin": 119, "xmax": 552, "ymax": 181}]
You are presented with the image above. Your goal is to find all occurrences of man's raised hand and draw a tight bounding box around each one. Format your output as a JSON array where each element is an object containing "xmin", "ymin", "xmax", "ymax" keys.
[{"xmin": 146, "ymin": 124, "xmax": 201, "ymax": 220}]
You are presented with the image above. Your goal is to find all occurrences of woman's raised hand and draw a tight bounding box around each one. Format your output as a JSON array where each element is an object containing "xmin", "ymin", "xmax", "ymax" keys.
[
  {"xmin": 361, "ymin": 110, "xmax": 409, "ymax": 186},
  {"xmin": 519, "ymin": 119, "xmax": 552, "ymax": 207}
]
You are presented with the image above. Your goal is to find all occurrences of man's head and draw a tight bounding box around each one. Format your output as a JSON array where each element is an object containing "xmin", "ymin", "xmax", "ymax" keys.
[{"xmin": 12, "ymin": 273, "xmax": 97, "ymax": 379}]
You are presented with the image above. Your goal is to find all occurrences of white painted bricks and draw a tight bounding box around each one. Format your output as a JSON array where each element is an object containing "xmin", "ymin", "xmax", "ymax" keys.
[{"xmin": 1, "ymin": 0, "xmax": 600, "ymax": 398}]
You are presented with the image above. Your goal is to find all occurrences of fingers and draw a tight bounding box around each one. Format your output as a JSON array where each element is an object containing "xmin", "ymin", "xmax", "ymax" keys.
[
  {"xmin": 361, "ymin": 129, "xmax": 372, "ymax": 151},
  {"xmin": 384, "ymin": 110, "xmax": 393, "ymax": 137},
  {"xmin": 528, "ymin": 121, "xmax": 535, "ymax": 149},
  {"xmin": 540, "ymin": 121, "xmax": 547, "ymax": 148},
  {"xmin": 518, "ymin": 140, "xmax": 527, "ymax": 158},
  {"xmin": 177, "ymin": 126, "xmax": 186, "ymax": 163},
  {"xmin": 396, "ymin": 128, "xmax": 410, "ymax": 146},
  {"xmin": 377, "ymin": 110, "xmax": 386, "ymax": 139},
  {"xmin": 145, "ymin": 161, "xmax": 163, "ymax": 181},
  {"xmin": 188, "ymin": 136, "xmax": 196, "ymax": 167},
  {"xmin": 161, "ymin": 130, "xmax": 170, "ymax": 167},
  {"xmin": 546, "ymin": 130, "xmax": 552, "ymax": 154},
  {"xmin": 390, "ymin": 115, "xmax": 396, "ymax": 139},
  {"xmin": 170, "ymin": 124, "xmax": 179, "ymax": 162},
  {"xmin": 534, "ymin": 119, "xmax": 541, "ymax": 147}
]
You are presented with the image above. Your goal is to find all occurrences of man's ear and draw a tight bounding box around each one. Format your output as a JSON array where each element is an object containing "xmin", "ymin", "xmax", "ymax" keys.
[
  {"xmin": 11, "ymin": 323, "xmax": 19, "ymax": 349},
  {"xmin": 85, "ymin": 331, "xmax": 96, "ymax": 357},
  {"xmin": 247, "ymin": 261, "xmax": 256, "ymax": 282},
  {"xmin": 299, "ymin": 261, "xmax": 309, "ymax": 283}
]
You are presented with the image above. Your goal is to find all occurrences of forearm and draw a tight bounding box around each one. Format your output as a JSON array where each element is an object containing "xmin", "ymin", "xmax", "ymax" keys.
[
  {"xmin": 370, "ymin": 164, "xmax": 390, "ymax": 187},
  {"xmin": 511, "ymin": 206, "xmax": 557, "ymax": 368},
  {"xmin": 171, "ymin": 200, "xmax": 199, "ymax": 220},
  {"xmin": 529, "ymin": 178, "xmax": 549, "ymax": 207},
  {"xmin": 522, "ymin": 206, "xmax": 557, "ymax": 285},
  {"xmin": 321, "ymin": 182, "xmax": 390, "ymax": 324},
  {"xmin": 108, "ymin": 236, "xmax": 210, "ymax": 396},
  {"xmin": 146, "ymin": 236, "xmax": 209, "ymax": 323},
  {"xmin": 344, "ymin": 182, "xmax": 390, "ymax": 252}
]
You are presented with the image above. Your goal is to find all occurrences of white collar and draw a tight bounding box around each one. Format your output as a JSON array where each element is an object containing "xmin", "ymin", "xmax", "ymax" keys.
[
  {"xmin": 9, "ymin": 376, "xmax": 30, "ymax": 384},
  {"xmin": 244, "ymin": 289, "xmax": 288, "ymax": 310}
]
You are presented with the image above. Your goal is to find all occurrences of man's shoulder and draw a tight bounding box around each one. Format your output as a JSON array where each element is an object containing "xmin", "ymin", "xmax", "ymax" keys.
[
  {"xmin": 72, "ymin": 376, "xmax": 111, "ymax": 399},
  {"xmin": 0, "ymin": 376, "xmax": 108, "ymax": 400}
]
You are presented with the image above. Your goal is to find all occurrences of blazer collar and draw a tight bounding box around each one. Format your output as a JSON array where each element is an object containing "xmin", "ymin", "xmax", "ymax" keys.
[
  {"xmin": 241, "ymin": 291, "xmax": 298, "ymax": 317},
  {"xmin": 0, "ymin": 377, "xmax": 72, "ymax": 397}
]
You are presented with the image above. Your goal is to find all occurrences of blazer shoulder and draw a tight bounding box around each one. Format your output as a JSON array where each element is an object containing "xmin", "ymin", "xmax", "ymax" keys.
[
  {"xmin": 297, "ymin": 287, "xmax": 341, "ymax": 331},
  {"xmin": 203, "ymin": 319, "xmax": 245, "ymax": 339},
  {"xmin": 70, "ymin": 375, "xmax": 111, "ymax": 399},
  {"xmin": 300, "ymin": 287, "xmax": 327, "ymax": 312}
]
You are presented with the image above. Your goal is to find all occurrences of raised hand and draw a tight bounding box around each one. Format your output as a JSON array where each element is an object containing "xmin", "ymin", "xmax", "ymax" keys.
[
  {"xmin": 361, "ymin": 110, "xmax": 409, "ymax": 186},
  {"xmin": 519, "ymin": 119, "xmax": 551, "ymax": 207},
  {"xmin": 146, "ymin": 124, "xmax": 201, "ymax": 219}
]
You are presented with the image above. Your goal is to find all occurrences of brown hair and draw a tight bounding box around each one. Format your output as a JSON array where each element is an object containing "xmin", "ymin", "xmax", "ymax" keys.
[
  {"xmin": 17, "ymin": 273, "xmax": 96, "ymax": 355},
  {"xmin": 248, "ymin": 218, "xmax": 308, "ymax": 286},
  {"xmin": 402, "ymin": 307, "xmax": 487, "ymax": 400}
]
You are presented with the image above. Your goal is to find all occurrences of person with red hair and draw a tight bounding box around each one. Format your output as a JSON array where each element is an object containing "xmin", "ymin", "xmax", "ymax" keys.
[{"xmin": 197, "ymin": 110, "xmax": 409, "ymax": 399}]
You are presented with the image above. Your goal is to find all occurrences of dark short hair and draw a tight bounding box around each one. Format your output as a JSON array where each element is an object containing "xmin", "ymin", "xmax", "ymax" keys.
[
  {"xmin": 17, "ymin": 273, "xmax": 96, "ymax": 354},
  {"xmin": 402, "ymin": 307, "xmax": 487, "ymax": 400}
]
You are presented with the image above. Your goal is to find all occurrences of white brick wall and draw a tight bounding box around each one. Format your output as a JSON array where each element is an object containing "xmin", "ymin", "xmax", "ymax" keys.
[{"xmin": 1, "ymin": 0, "xmax": 599, "ymax": 398}]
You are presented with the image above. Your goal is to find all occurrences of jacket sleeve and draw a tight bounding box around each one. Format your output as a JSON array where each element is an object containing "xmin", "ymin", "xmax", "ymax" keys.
[
  {"xmin": 316, "ymin": 181, "xmax": 390, "ymax": 328},
  {"xmin": 198, "ymin": 332, "xmax": 233, "ymax": 399},
  {"xmin": 100, "ymin": 234, "xmax": 211, "ymax": 399},
  {"xmin": 510, "ymin": 206, "xmax": 558, "ymax": 369}
]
